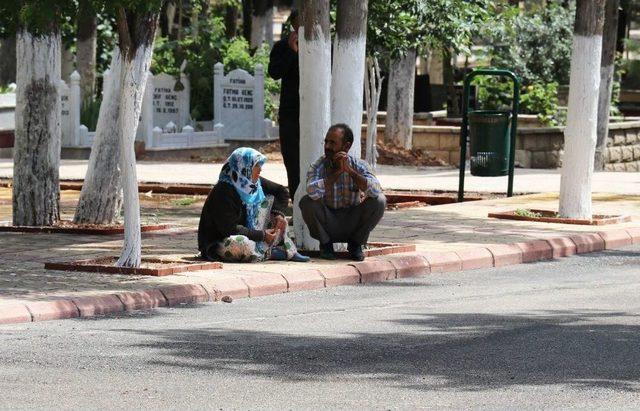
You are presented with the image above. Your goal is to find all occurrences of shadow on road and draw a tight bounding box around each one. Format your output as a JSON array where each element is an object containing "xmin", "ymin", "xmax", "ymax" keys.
[{"xmin": 121, "ymin": 310, "xmax": 640, "ymax": 392}]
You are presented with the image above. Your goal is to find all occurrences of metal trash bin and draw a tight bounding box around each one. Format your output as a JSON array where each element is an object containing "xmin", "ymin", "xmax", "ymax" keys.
[{"xmin": 468, "ymin": 110, "xmax": 511, "ymax": 176}]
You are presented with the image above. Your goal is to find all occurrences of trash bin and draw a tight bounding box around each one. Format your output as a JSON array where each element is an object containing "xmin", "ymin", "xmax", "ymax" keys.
[{"xmin": 468, "ymin": 110, "xmax": 511, "ymax": 176}]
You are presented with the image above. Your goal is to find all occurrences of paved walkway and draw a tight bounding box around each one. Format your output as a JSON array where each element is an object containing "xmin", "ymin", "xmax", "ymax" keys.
[
  {"xmin": 2, "ymin": 159, "xmax": 640, "ymax": 194},
  {"xmin": 1, "ymin": 183, "xmax": 639, "ymax": 324}
]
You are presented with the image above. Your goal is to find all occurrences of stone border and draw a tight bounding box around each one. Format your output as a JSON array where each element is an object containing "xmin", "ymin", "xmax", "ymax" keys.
[
  {"xmin": 0, "ymin": 222, "xmax": 172, "ymax": 235},
  {"xmin": 2, "ymin": 227, "xmax": 638, "ymax": 325},
  {"xmin": 44, "ymin": 257, "xmax": 222, "ymax": 276},
  {"xmin": 302, "ymin": 242, "xmax": 416, "ymax": 259},
  {"xmin": 488, "ymin": 209, "xmax": 631, "ymax": 226}
]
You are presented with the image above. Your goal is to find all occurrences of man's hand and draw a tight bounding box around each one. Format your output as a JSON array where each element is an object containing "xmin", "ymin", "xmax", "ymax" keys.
[
  {"xmin": 273, "ymin": 215, "xmax": 287, "ymax": 234},
  {"xmin": 288, "ymin": 31, "xmax": 299, "ymax": 52},
  {"xmin": 264, "ymin": 228, "xmax": 279, "ymax": 245}
]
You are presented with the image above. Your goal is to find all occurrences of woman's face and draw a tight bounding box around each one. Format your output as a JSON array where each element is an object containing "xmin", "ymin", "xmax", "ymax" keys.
[{"xmin": 251, "ymin": 164, "xmax": 262, "ymax": 183}]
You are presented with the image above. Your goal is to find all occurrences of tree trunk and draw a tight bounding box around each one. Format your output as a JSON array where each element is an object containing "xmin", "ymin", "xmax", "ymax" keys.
[
  {"xmin": 364, "ymin": 56, "xmax": 383, "ymax": 169},
  {"xmin": 224, "ymin": 4, "xmax": 239, "ymax": 39},
  {"xmin": 242, "ymin": 0, "xmax": 252, "ymax": 44},
  {"xmin": 251, "ymin": 0, "xmax": 268, "ymax": 48},
  {"xmin": 384, "ymin": 49, "xmax": 416, "ymax": 149},
  {"xmin": 330, "ymin": 0, "xmax": 368, "ymax": 160},
  {"xmin": 76, "ymin": 0, "xmax": 97, "ymax": 102},
  {"xmin": 559, "ymin": 0, "xmax": 606, "ymax": 219},
  {"xmin": 293, "ymin": 0, "xmax": 331, "ymax": 250},
  {"xmin": 73, "ymin": 49, "xmax": 123, "ymax": 225},
  {"xmin": 0, "ymin": 36, "xmax": 16, "ymax": 86},
  {"xmin": 13, "ymin": 28, "xmax": 61, "ymax": 226},
  {"xmin": 594, "ymin": 0, "xmax": 620, "ymax": 171},
  {"xmin": 114, "ymin": 8, "xmax": 160, "ymax": 268}
]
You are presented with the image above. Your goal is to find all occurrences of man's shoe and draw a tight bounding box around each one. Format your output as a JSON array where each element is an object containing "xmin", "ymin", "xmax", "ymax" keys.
[
  {"xmin": 319, "ymin": 243, "xmax": 336, "ymax": 260},
  {"xmin": 348, "ymin": 241, "xmax": 365, "ymax": 261}
]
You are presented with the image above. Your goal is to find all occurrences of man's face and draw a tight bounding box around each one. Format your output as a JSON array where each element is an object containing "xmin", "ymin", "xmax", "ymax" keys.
[{"xmin": 324, "ymin": 128, "xmax": 349, "ymax": 159}]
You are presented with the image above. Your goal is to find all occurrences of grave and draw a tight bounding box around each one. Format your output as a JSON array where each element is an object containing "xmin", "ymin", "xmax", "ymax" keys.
[{"xmin": 213, "ymin": 62, "xmax": 275, "ymax": 141}]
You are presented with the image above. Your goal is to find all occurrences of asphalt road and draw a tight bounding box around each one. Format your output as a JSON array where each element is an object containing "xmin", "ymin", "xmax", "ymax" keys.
[{"xmin": 2, "ymin": 246, "xmax": 640, "ymax": 409}]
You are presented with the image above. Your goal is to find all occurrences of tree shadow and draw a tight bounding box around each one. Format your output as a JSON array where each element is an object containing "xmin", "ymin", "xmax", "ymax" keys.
[{"xmin": 119, "ymin": 310, "xmax": 640, "ymax": 392}]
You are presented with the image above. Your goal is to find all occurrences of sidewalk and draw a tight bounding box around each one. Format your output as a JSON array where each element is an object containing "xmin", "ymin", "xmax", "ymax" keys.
[
  {"xmin": 2, "ymin": 159, "xmax": 640, "ymax": 194},
  {"xmin": 1, "ymin": 185, "xmax": 639, "ymax": 324}
]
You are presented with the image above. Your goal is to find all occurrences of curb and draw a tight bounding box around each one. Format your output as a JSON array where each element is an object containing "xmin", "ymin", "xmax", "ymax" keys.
[{"xmin": 2, "ymin": 227, "xmax": 639, "ymax": 325}]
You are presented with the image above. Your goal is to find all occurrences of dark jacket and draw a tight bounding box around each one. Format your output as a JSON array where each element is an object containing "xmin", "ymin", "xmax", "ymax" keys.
[
  {"xmin": 197, "ymin": 177, "xmax": 289, "ymax": 255},
  {"xmin": 268, "ymin": 35, "xmax": 299, "ymax": 118}
]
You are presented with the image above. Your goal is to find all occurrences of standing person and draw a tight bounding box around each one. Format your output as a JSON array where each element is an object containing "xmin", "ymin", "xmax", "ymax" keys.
[
  {"xmin": 198, "ymin": 147, "xmax": 309, "ymax": 263},
  {"xmin": 299, "ymin": 124, "xmax": 386, "ymax": 261},
  {"xmin": 268, "ymin": 10, "xmax": 300, "ymax": 198}
]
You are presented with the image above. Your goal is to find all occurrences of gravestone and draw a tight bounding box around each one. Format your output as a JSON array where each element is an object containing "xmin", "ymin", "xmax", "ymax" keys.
[
  {"xmin": 150, "ymin": 72, "xmax": 190, "ymax": 128},
  {"xmin": 59, "ymin": 71, "xmax": 80, "ymax": 147},
  {"xmin": 213, "ymin": 62, "xmax": 267, "ymax": 140},
  {"xmin": 134, "ymin": 65, "xmax": 190, "ymax": 143}
]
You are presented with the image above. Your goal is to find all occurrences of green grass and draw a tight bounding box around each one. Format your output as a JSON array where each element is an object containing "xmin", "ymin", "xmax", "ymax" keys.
[
  {"xmin": 514, "ymin": 208, "xmax": 543, "ymax": 218},
  {"xmin": 171, "ymin": 197, "xmax": 197, "ymax": 207}
]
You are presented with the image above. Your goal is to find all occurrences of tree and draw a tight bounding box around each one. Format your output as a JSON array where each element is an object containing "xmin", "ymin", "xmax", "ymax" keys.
[
  {"xmin": 367, "ymin": 1, "xmax": 488, "ymax": 149},
  {"xmin": 0, "ymin": 37, "xmax": 16, "ymax": 86},
  {"xmin": 594, "ymin": 0, "xmax": 620, "ymax": 170},
  {"xmin": 292, "ymin": 0, "xmax": 331, "ymax": 250},
  {"xmin": 10, "ymin": 1, "xmax": 73, "ymax": 226},
  {"xmin": 559, "ymin": 0, "xmax": 606, "ymax": 219},
  {"xmin": 112, "ymin": 2, "xmax": 162, "ymax": 267},
  {"xmin": 77, "ymin": 0, "xmax": 98, "ymax": 102},
  {"xmin": 330, "ymin": 0, "xmax": 368, "ymax": 159},
  {"xmin": 250, "ymin": 0, "xmax": 273, "ymax": 48},
  {"xmin": 73, "ymin": 48, "xmax": 124, "ymax": 226}
]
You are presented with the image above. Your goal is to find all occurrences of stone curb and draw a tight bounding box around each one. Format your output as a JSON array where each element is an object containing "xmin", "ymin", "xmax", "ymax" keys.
[{"xmin": 1, "ymin": 227, "xmax": 638, "ymax": 325}]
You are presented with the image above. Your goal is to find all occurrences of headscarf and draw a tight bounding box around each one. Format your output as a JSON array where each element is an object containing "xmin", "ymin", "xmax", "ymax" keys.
[{"xmin": 218, "ymin": 147, "xmax": 267, "ymax": 230}]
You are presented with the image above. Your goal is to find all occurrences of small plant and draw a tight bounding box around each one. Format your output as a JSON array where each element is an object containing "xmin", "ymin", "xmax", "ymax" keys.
[
  {"xmin": 80, "ymin": 98, "xmax": 101, "ymax": 131},
  {"xmin": 171, "ymin": 197, "xmax": 197, "ymax": 207},
  {"xmin": 514, "ymin": 208, "xmax": 542, "ymax": 218}
]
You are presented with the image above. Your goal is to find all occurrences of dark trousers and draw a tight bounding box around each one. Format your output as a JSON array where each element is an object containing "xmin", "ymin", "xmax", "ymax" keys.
[
  {"xmin": 299, "ymin": 195, "xmax": 386, "ymax": 245},
  {"xmin": 278, "ymin": 115, "xmax": 300, "ymax": 198}
]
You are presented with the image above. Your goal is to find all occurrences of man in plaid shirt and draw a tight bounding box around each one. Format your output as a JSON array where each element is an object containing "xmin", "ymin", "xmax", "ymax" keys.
[{"xmin": 299, "ymin": 124, "xmax": 386, "ymax": 261}]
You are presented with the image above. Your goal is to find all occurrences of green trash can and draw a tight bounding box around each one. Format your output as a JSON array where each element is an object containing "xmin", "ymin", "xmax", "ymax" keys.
[{"xmin": 468, "ymin": 110, "xmax": 511, "ymax": 176}]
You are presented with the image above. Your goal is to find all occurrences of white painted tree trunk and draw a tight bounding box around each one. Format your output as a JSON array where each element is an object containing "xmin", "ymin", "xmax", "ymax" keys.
[
  {"xmin": 594, "ymin": 0, "xmax": 619, "ymax": 171},
  {"xmin": 559, "ymin": 5, "xmax": 605, "ymax": 219},
  {"xmin": 331, "ymin": 0, "xmax": 368, "ymax": 160},
  {"xmin": 13, "ymin": 30, "xmax": 61, "ymax": 226},
  {"xmin": 364, "ymin": 56, "xmax": 383, "ymax": 169},
  {"xmin": 293, "ymin": 2, "xmax": 331, "ymax": 251},
  {"xmin": 251, "ymin": 14, "xmax": 267, "ymax": 48},
  {"xmin": 385, "ymin": 49, "xmax": 416, "ymax": 149},
  {"xmin": 73, "ymin": 49, "xmax": 123, "ymax": 225},
  {"xmin": 116, "ymin": 44, "xmax": 154, "ymax": 268}
]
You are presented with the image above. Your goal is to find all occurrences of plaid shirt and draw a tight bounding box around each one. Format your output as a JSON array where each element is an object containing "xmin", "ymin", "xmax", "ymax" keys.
[{"xmin": 306, "ymin": 155, "xmax": 382, "ymax": 209}]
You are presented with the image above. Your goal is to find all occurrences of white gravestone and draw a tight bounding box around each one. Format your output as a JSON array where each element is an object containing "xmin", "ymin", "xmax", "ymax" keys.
[
  {"xmin": 59, "ymin": 70, "xmax": 80, "ymax": 147},
  {"xmin": 213, "ymin": 62, "xmax": 267, "ymax": 140},
  {"xmin": 137, "ymin": 68, "xmax": 190, "ymax": 144}
]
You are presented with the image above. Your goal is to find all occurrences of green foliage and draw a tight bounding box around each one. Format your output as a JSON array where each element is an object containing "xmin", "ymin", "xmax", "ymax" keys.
[
  {"xmin": 80, "ymin": 97, "xmax": 101, "ymax": 131},
  {"xmin": 514, "ymin": 209, "xmax": 543, "ymax": 218},
  {"xmin": 171, "ymin": 197, "xmax": 197, "ymax": 207},
  {"xmin": 367, "ymin": 0, "xmax": 489, "ymax": 60},
  {"xmin": 151, "ymin": 16, "xmax": 279, "ymax": 121},
  {"xmin": 481, "ymin": 1, "xmax": 574, "ymax": 86},
  {"xmin": 223, "ymin": 38, "xmax": 280, "ymax": 120},
  {"xmin": 472, "ymin": 77, "xmax": 560, "ymax": 126},
  {"xmin": 0, "ymin": 0, "xmax": 75, "ymax": 37}
]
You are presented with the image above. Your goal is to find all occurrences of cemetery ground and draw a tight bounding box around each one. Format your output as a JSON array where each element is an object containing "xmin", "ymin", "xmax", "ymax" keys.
[{"xmin": 1, "ymin": 161, "xmax": 640, "ymax": 324}]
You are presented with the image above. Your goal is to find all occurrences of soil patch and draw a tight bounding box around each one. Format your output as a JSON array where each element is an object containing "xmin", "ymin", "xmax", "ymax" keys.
[
  {"xmin": 0, "ymin": 220, "xmax": 172, "ymax": 235},
  {"xmin": 488, "ymin": 209, "xmax": 631, "ymax": 225},
  {"xmin": 258, "ymin": 140, "xmax": 447, "ymax": 167},
  {"xmin": 302, "ymin": 242, "xmax": 415, "ymax": 258},
  {"xmin": 45, "ymin": 256, "xmax": 222, "ymax": 276}
]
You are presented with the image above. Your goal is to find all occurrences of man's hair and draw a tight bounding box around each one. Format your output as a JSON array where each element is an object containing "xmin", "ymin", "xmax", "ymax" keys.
[
  {"xmin": 329, "ymin": 123, "xmax": 354, "ymax": 146},
  {"xmin": 288, "ymin": 9, "xmax": 299, "ymax": 23}
]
